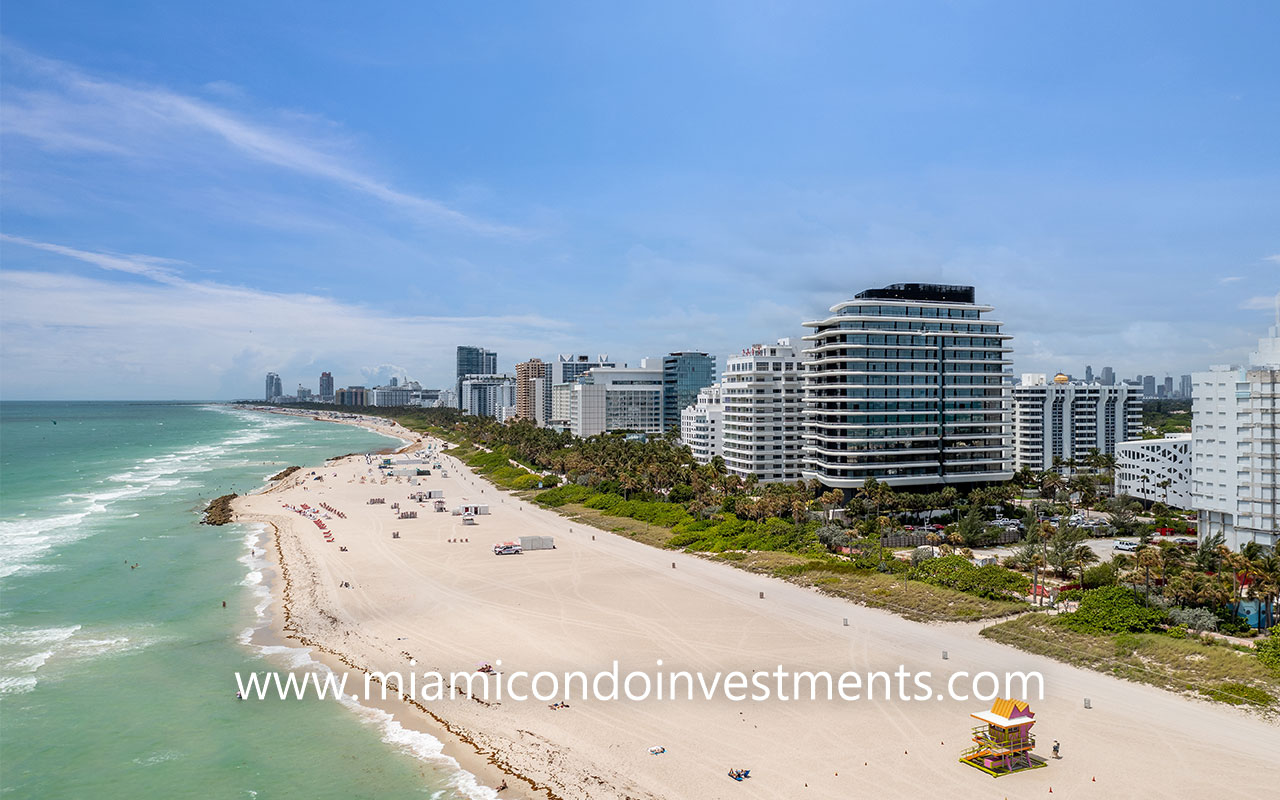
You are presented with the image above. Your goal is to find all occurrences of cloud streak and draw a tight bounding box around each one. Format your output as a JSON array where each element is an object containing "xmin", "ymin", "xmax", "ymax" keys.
[
  {"xmin": 0, "ymin": 43, "xmax": 520, "ymax": 236},
  {"xmin": 0, "ymin": 237, "xmax": 572, "ymax": 399}
]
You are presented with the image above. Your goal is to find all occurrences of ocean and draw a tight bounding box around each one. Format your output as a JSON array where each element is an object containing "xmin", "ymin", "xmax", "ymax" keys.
[{"xmin": 0, "ymin": 402, "xmax": 487, "ymax": 799}]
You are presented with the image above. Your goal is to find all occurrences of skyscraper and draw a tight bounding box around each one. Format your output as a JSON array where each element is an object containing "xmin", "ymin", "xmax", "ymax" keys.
[
  {"xmin": 456, "ymin": 346, "xmax": 498, "ymax": 408},
  {"xmin": 1179, "ymin": 374, "xmax": 1191, "ymax": 399},
  {"xmin": 1162, "ymin": 376, "xmax": 1173, "ymax": 398},
  {"xmin": 661, "ymin": 352, "xmax": 716, "ymax": 432},
  {"xmin": 802, "ymin": 283, "xmax": 1012, "ymax": 491},
  {"xmin": 1142, "ymin": 375, "xmax": 1156, "ymax": 398},
  {"xmin": 515, "ymin": 358, "xmax": 549, "ymax": 420},
  {"xmin": 1100, "ymin": 366, "xmax": 1115, "ymax": 386},
  {"xmin": 1084, "ymin": 365, "xmax": 1094, "ymax": 383},
  {"xmin": 265, "ymin": 372, "xmax": 282, "ymax": 402},
  {"xmin": 319, "ymin": 371, "xmax": 334, "ymax": 401}
]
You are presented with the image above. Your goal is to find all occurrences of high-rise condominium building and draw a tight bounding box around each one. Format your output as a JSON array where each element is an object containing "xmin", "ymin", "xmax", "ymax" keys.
[
  {"xmin": 1192, "ymin": 323, "xmax": 1280, "ymax": 551},
  {"xmin": 265, "ymin": 372, "xmax": 282, "ymax": 402},
  {"xmin": 514, "ymin": 358, "xmax": 549, "ymax": 421},
  {"xmin": 721, "ymin": 339, "xmax": 805, "ymax": 483},
  {"xmin": 1013, "ymin": 378, "xmax": 1142, "ymax": 472},
  {"xmin": 662, "ymin": 352, "xmax": 717, "ymax": 432},
  {"xmin": 319, "ymin": 371, "xmax": 334, "ymax": 401},
  {"xmin": 1179, "ymin": 374, "xmax": 1192, "ymax": 400},
  {"xmin": 801, "ymin": 283, "xmax": 1012, "ymax": 491},
  {"xmin": 1100, "ymin": 366, "xmax": 1115, "ymax": 386},
  {"xmin": 460, "ymin": 374, "xmax": 515, "ymax": 419},
  {"xmin": 680, "ymin": 384, "xmax": 723, "ymax": 465},
  {"xmin": 456, "ymin": 346, "xmax": 498, "ymax": 408}
]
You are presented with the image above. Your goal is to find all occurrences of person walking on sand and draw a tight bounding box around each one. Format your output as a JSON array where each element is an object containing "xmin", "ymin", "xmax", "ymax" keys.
[{"xmin": 1052, "ymin": 740, "xmax": 1060, "ymax": 759}]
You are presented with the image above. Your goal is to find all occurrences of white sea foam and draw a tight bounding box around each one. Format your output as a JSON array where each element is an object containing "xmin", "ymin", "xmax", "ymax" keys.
[
  {"xmin": 1, "ymin": 414, "xmax": 287, "ymax": 580},
  {"xmin": 0, "ymin": 624, "xmax": 158, "ymax": 695},
  {"xmin": 132, "ymin": 750, "xmax": 184, "ymax": 767},
  {"xmin": 239, "ymin": 598, "xmax": 496, "ymax": 797}
]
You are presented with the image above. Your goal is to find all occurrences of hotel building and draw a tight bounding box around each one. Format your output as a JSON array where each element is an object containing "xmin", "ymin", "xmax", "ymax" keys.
[
  {"xmin": 567, "ymin": 364, "xmax": 664, "ymax": 437},
  {"xmin": 721, "ymin": 339, "xmax": 805, "ymax": 483}
]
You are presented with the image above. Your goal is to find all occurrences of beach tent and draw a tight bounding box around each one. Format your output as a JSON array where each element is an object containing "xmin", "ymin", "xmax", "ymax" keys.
[{"xmin": 519, "ymin": 536, "xmax": 555, "ymax": 551}]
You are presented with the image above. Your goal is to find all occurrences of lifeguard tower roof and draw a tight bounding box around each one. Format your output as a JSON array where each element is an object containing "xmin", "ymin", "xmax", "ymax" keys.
[{"xmin": 970, "ymin": 698, "xmax": 1035, "ymax": 727}]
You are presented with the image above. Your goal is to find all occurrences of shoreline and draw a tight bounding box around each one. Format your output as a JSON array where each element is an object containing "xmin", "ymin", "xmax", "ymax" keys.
[
  {"xmin": 233, "ymin": 412, "xmax": 524, "ymax": 798},
  {"xmin": 229, "ymin": 406, "xmax": 1280, "ymax": 800}
]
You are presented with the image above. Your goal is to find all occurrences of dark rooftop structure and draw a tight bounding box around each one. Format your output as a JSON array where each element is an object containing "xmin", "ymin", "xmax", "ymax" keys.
[{"xmin": 854, "ymin": 283, "xmax": 976, "ymax": 304}]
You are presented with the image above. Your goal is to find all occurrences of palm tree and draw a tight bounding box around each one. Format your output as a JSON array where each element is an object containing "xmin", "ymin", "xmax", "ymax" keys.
[
  {"xmin": 1073, "ymin": 544, "xmax": 1100, "ymax": 585},
  {"xmin": 1136, "ymin": 547, "xmax": 1163, "ymax": 601},
  {"xmin": 1030, "ymin": 553, "xmax": 1047, "ymax": 606}
]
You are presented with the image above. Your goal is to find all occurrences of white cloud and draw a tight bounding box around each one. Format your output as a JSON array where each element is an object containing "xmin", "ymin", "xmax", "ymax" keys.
[
  {"xmin": 1240, "ymin": 293, "xmax": 1279, "ymax": 311},
  {"xmin": 0, "ymin": 234, "xmax": 186, "ymax": 284},
  {"xmin": 0, "ymin": 43, "xmax": 520, "ymax": 236},
  {"xmin": 0, "ymin": 239, "xmax": 573, "ymax": 399},
  {"xmin": 1264, "ymin": 254, "xmax": 1280, "ymax": 265},
  {"xmin": 1219, "ymin": 275, "xmax": 1243, "ymax": 283}
]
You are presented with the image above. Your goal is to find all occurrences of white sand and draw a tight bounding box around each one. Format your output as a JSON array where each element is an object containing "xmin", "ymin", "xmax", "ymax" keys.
[{"xmin": 235, "ymin": 415, "xmax": 1280, "ymax": 799}]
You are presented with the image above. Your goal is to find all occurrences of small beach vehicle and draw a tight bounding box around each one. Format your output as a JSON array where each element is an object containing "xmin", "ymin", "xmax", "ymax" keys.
[{"xmin": 493, "ymin": 542, "xmax": 523, "ymax": 555}]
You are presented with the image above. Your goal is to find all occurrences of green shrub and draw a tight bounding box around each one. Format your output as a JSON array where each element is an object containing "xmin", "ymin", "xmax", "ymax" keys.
[
  {"xmin": 535, "ymin": 484, "xmax": 599, "ymax": 507},
  {"xmin": 907, "ymin": 555, "xmax": 1029, "ymax": 600},
  {"xmin": 1167, "ymin": 625, "xmax": 1187, "ymax": 639},
  {"xmin": 510, "ymin": 473, "xmax": 544, "ymax": 490},
  {"xmin": 1201, "ymin": 682, "xmax": 1275, "ymax": 706},
  {"xmin": 665, "ymin": 515, "xmax": 821, "ymax": 553},
  {"xmin": 1256, "ymin": 635, "xmax": 1280, "ymax": 673},
  {"xmin": 1081, "ymin": 562, "xmax": 1120, "ymax": 589},
  {"xmin": 1056, "ymin": 586, "xmax": 1169, "ymax": 634}
]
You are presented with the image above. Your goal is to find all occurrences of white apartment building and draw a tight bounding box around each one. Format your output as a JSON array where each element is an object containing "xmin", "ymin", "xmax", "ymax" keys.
[
  {"xmin": 680, "ymin": 383, "xmax": 723, "ymax": 465},
  {"xmin": 1192, "ymin": 322, "xmax": 1280, "ymax": 551},
  {"xmin": 567, "ymin": 365, "xmax": 663, "ymax": 437},
  {"xmin": 1013, "ymin": 377, "xmax": 1143, "ymax": 471},
  {"xmin": 721, "ymin": 339, "xmax": 805, "ymax": 483},
  {"xmin": 1115, "ymin": 434, "xmax": 1193, "ymax": 508},
  {"xmin": 460, "ymin": 374, "xmax": 516, "ymax": 419},
  {"xmin": 802, "ymin": 283, "xmax": 1013, "ymax": 490},
  {"xmin": 368, "ymin": 385, "xmax": 412, "ymax": 407}
]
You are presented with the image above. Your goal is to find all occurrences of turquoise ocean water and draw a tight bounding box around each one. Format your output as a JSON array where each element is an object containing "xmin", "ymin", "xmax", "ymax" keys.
[{"xmin": 0, "ymin": 402, "xmax": 486, "ymax": 799}]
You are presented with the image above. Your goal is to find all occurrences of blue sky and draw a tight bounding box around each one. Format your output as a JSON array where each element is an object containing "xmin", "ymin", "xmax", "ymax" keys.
[{"xmin": 1, "ymin": 1, "xmax": 1276, "ymax": 400}]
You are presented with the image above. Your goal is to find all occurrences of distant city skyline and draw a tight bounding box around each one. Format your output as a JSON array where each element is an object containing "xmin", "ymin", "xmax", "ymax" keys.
[{"xmin": 1, "ymin": 3, "xmax": 1277, "ymax": 400}]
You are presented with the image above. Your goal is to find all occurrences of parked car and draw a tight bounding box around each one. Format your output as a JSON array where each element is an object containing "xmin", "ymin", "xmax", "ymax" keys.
[
  {"xmin": 1114, "ymin": 540, "xmax": 1140, "ymax": 552},
  {"xmin": 1173, "ymin": 537, "xmax": 1198, "ymax": 548}
]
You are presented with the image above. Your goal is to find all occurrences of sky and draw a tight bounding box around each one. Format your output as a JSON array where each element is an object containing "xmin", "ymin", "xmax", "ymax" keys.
[{"xmin": 1, "ymin": 1, "xmax": 1277, "ymax": 400}]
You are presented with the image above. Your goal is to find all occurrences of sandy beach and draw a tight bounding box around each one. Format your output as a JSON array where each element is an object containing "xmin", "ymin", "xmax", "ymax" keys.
[{"xmin": 234, "ymin": 411, "xmax": 1280, "ymax": 799}]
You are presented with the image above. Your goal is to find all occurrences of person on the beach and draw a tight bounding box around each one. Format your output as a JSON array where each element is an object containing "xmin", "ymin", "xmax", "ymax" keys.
[{"xmin": 1052, "ymin": 740, "xmax": 1060, "ymax": 759}]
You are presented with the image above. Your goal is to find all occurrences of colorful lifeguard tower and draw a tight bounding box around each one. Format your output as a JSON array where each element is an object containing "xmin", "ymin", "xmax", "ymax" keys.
[{"xmin": 959, "ymin": 698, "xmax": 1047, "ymax": 777}]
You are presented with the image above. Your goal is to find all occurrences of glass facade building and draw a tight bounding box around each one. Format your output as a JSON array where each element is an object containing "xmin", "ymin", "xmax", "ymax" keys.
[
  {"xmin": 801, "ymin": 283, "xmax": 1013, "ymax": 490},
  {"xmin": 662, "ymin": 352, "xmax": 716, "ymax": 432}
]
